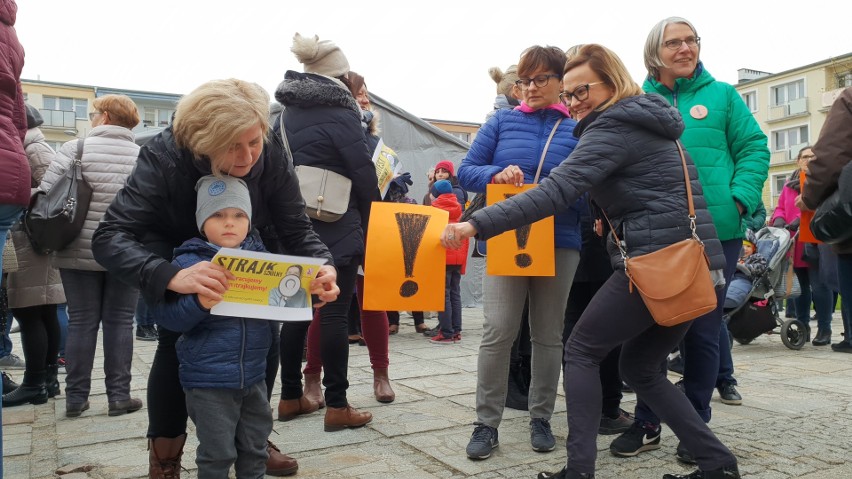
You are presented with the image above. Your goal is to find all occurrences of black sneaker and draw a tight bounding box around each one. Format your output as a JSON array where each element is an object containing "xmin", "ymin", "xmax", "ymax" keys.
[
  {"xmin": 831, "ymin": 341, "xmax": 852, "ymax": 353},
  {"xmin": 2, "ymin": 371, "xmax": 19, "ymax": 393},
  {"xmin": 663, "ymin": 463, "xmax": 740, "ymax": 478},
  {"xmin": 135, "ymin": 325, "xmax": 158, "ymax": 341},
  {"xmin": 717, "ymin": 382, "xmax": 742, "ymax": 405},
  {"xmin": 599, "ymin": 408, "xmax": 633, "ymax": 435},
  {"xmin": 609, "ymin": 421, "xmax": 661, "ymax": 457},
  {"xmin": 675, "ymin": 441, "xmax": 696, "ymax": 465},
  {"xmin": 530, "ymin": 418, "xmax": 555, "ymax": 452},
  {"xmin": 538, "ymin": 467, "xmax": 595, "ymax": 479},
  {"xmin": 466, "ymin": 423, "xmax": 498, "ymax": 460}
]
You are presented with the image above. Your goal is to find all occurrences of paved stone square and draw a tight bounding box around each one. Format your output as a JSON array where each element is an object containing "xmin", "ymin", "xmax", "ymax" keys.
[{"xmin": 3, "ymin": 308, "xmax": 851, "ymax": 478}]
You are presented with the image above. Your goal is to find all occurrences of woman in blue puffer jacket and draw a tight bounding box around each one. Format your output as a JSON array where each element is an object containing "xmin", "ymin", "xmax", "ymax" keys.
[{"xmin": 456, "ymin": 45, "xmax": 582, "ymax": 460}]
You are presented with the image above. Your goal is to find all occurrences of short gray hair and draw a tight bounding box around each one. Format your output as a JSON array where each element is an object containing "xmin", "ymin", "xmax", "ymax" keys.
[{"xmin": 643, "ymin": 17, "xmax": 699, "ymax": 79}]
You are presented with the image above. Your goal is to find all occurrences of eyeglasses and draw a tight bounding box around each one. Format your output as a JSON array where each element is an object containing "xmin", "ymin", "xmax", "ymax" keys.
[
  {"xmin": 560, "ymin": 82, "xmax": 604, "ymax": 103},
  {"xmin": 664, "ymin": 36, "xmax": 700, "ymax": 50},
  {"xmin": 88, "ymin": 111, "xmax": 101, "ymax": 121},
  {"xmin": 515, "ymin": 74, "xmax": 561, "ymax": 90}
]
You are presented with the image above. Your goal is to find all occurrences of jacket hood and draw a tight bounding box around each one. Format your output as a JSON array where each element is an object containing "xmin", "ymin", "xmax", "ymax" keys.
[
  {"xmin": 0, "ymin": 0, "xmax": 16, "ymax": 26},
  {"xmin": 173, "ymin": 231, "xmax": 267, "ymax": 259},
  {"xmin": 579, "ymin": 94, "xmax": 684, "ymax": 141},
  {"xmin": 274, "ymin": 71, "xmax": 360, "ymax": 115}
]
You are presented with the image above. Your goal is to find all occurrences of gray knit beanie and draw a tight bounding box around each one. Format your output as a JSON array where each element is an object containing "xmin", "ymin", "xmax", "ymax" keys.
[
  {"xmin": 195, "ymin": 175, "xmax": 253, "ymax": 234},
  {"xmin": 291, "ymin": 33, "xmax": 350, "ymax": 78}
]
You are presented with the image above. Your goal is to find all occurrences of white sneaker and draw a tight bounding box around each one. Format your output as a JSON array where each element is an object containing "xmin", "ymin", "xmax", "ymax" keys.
[{"xmin": 0, "ymin": 353, "xmax": 26, "ymax": 369}]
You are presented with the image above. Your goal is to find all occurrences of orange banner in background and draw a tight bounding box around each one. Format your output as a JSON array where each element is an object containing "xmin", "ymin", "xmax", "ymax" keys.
[
  {"xmin": 363, "ymin": 202, "xmax": 449, "ymax": 311},
  {"xmin": 485, "ymin": 184, "xmax": 555, "ymax": 276},
  {"xmin": 799, "ymin": 171, "xmax": 820, "ymax": 244}
]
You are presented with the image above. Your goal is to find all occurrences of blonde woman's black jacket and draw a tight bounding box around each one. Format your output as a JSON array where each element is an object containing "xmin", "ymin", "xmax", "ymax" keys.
[
  {"xmin": 91, "ymin": 126, "xmax": 333, "ymax": 304},
  {"xmin": 470, "ymin": 93, "xmax": 725, "ymax": 272},
  {"xmin": 274, "ymin": 71, "xmax": 377, "ymax": 267}
]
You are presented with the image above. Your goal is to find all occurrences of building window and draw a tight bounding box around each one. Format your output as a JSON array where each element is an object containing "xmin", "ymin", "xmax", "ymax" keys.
[
  {"xmin": 142, "ymin": 108, "xmax": 174, "ymax": 128},
  {"xmin": 741, "ymin": 91, "xmax": 757, "ymax": 112},
  {"xmin": 837, "ymin": 71, "xmax": 852, "ymax": 89},
  {"xmin": 449, "ymin": 131, "xmax": 470, "ymax": 142},
  {"xmin": 771, "ymin": 172, "xmax": 793, "ymax": 208},
  {"xmin": 772, "ymin": 125, "xmax": 809, "ymax": 152},
  {"xmin": 43, "ymin": 96, "xmax": 88, "ymax": 119},
  {"xmin": 771, "ymin": 79, "xmax": 805, "ymax": 106}
]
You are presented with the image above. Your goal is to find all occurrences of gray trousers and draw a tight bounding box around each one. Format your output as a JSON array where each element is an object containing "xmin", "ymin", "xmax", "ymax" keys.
[
  {"xmin": 60, "ymin": 269, "xmax": 138, "ymax": 404},
  {"xmin": 185, "ymin": 382, "xmax": 272, "ymax": 479},
  {"xmin": 476, "ymin": 248, "xmax": 579, "ymax": 427}
]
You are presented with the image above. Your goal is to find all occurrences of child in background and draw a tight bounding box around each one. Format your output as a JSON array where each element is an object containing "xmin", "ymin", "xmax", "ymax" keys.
[
  {"xmin": 153, "ymin": 175, "xmax": 273, "ymax": 478},
  {"xmin": 423, "ymin": 160, "xmax": 468, "ymax": 209},
  {"xmin": 429, "ymin": 179, "xmax": 468, "ymax": 344}
]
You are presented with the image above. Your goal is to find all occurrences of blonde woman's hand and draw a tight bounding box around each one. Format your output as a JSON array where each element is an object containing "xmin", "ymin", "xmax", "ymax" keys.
[
  {"xmin": 493, "ymin": 165, "xmax": 524, "ymax": 187},
  {"xmin": 310, "ymin": 264, "xmax": 340, "ymax": 308},
  {"xmin": 168, "ymin": 261, "xmax": 234, "ymax": 300},
  {"xmin": 442, "ymin": 222, "xmax": 477, "ymax": 250}
]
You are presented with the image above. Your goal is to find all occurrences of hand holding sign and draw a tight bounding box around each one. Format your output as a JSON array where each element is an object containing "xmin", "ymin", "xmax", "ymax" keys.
[{"xmin": 485, "ymin": 184, "xmax": 555, "ymax": 276}]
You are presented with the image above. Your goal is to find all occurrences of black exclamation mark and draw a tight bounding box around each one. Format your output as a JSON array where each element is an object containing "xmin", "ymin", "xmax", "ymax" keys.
[
  {"xmin": 395, "ymin": 212, "xmax": 431, "ymax": 297},
  {"xmin": 504, "ymin": 193, "xmax": 533, "ymax": 268}
]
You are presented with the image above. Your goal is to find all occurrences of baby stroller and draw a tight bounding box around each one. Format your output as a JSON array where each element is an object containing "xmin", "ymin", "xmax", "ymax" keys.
[{"xmin": 724, "ymin": 226, "xmax": 805, "ymax": 350}]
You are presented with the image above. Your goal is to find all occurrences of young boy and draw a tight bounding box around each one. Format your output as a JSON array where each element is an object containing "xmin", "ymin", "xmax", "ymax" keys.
[
  {"xmin": 153, "ymin": 175, "xmax": 272, "ymax": 478},
  {"xmin": 429, "ymin": 179, "xmax": 468, "ymax": 344}
]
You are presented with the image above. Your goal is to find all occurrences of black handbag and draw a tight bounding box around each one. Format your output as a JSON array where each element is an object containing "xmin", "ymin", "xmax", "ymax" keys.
[
  {"xmin": 810, "ymin": 161, "xmax": 852, "ymax": 244},
  {"xmin": 23, "ymin": 139, "xmax": 92, "ymax": 255}
]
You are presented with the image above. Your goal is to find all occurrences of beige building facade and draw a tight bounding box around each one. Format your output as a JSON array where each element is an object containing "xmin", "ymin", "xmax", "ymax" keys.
[{"xmin": 734, "ymin": 53, "xmax": 852, "ymax": 212}]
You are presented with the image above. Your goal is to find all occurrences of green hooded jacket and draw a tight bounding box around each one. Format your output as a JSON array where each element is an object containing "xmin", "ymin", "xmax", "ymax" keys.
[{"xmin": 643, "ymin": 63, "xmax": 769, "ymax": 241}]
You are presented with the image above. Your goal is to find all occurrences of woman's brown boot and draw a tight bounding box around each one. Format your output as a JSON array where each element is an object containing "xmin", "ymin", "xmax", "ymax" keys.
[
  {"xmin": 303, "ymin": 373, "xmax": 325, "ymax": 408},
  {"xmin": 373, "ymin": 368, "xmax": 395, "ymax": 403},
  {"xmin": 148, "ymin": 434, "xmax": 186, "ymax": 479},
  {"xmin": 277, "ymin": 396, "xmax": 320, "ymax": 421}
]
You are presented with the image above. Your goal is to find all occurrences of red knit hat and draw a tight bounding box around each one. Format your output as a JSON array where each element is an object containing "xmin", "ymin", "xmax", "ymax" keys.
[{"xmin": 434, "ymin": 160, "xmax": 455, "ymax": 176}]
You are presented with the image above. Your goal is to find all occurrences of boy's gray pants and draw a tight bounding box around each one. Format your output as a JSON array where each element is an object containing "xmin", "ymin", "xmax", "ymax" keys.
[{"xmin": 185, "ymin": 381, "xmax": 272, "ymax": 479}]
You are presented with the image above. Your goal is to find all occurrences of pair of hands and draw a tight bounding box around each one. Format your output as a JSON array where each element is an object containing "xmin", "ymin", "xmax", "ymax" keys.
[
  {"xmin": 441, "ymin": 164, "xmax": 522, "ymax": 248},
  {"xmin": 168, "ymin": 262, "xmax": 340, "ymax": 310}
]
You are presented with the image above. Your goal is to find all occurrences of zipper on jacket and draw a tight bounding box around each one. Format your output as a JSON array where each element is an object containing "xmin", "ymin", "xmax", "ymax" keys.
[{"xmin": 240, "ymin": 318, "xmax": 246, "ymax": 389}]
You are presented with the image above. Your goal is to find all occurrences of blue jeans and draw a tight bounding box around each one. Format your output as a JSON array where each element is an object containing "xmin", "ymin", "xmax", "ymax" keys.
[
  {"xmin": 57, "ymin": 303, "xmax": 68, "ymax": 356},
  {"xmin": 0, "ymin": 204, "xmax": 24, "ymax": 476},
  {"xmin": 837, "ymin": 254, "xmax": 852, "ymax": 343},
  {"xmin": 135, "ymin": 295, "xmax": 156, "ymax": 328},
  {"xmin": 637, "ymin": 239, "xmax": 742, "ymax": 424},
  {"xmin": 437, "ymin": 265, "xmax": 462, "ymax": 336}
]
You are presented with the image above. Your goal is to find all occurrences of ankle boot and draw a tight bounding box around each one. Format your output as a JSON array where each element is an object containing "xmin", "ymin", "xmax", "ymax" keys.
[
  {"xmin": 148, "ymin": 434, "xmax": 187, "ymax": 479},
  {"xmin": 373, "ymin": 368, "xmax": 395, "ymax": 403},
  {"xmin": 812, "ymin": 330, "xmax": 832, "ymax": 346},
  {"xmin": 277, "ymin": 395, "xmax": 320, "ymax": 421},
  {"xmin": 2, "ymin": 370, "xmax": 48, "ymax": 407},
  {"xmin": 303, "ymin": 373, "xmax": 325, "ymax": 408},
  {"xmin": 46, "ymin": 364, "xmax": 60, "ymax": 398},
  {"xmin": 324, "ymin": 404, "xmax": 373, "ymax": 432}
]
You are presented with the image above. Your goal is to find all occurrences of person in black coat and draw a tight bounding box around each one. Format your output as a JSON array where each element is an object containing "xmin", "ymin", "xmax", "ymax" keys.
[
  {"xmin": 442, "ymin": 44, "xmax": 739, "ymax": 479},
  {"xmin": 91, "ymin": 79, "xmax": 338, "ymax": 477},
  {"xmin": 274, "ymin": 33, "xmax": 377, "ymax": 432}
]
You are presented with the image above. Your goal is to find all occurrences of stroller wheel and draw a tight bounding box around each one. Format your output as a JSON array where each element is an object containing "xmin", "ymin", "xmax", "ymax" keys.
[
  {"xmin": 734, "ymin": 337, "xmax": 754, "ymax": 345},
  {"xmin": 781, "ymin": 319, "xmax": 808, "ymax": 350}
]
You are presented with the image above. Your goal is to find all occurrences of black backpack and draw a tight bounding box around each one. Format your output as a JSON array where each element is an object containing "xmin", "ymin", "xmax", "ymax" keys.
[{"xmin": 23, "ymin": 139, "xmax": 93, "ymax": 255}]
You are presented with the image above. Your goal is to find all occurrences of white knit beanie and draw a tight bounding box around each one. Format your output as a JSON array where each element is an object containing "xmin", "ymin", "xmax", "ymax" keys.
[{"xmin": 291, "ymin": 33, "xmax": 350, "ymax": 78}]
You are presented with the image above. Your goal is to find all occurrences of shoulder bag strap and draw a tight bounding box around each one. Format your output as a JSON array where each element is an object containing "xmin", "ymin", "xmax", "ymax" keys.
[
  {"xmin": 532, "ymin": 117, "xmax": 563, "ymax": 184},
  {"xmin": 76, "ymin": 138, "xmax": 85, "ymax": 162},
  {"xmin": 277, "ymin": 108, "xmax": 293, "ymax": 163},
  {"xmin": 601, "ymin": 140, "xmax": 697, "ymax": 259}
]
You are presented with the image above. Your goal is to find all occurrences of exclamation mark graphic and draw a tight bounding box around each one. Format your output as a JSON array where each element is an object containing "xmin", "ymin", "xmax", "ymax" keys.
[
  {"xmin": 395, "ymin": 212, "xmax": 431, "ymax": 297},
  {"xmin": 504, "ymin": 193, "xmax": 533, "ymax": 268}
]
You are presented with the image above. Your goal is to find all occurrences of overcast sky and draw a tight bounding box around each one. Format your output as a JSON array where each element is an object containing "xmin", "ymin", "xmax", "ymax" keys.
[{"xmin": 15, "ymin": 1, "xmax": 851, "ymax": 124}]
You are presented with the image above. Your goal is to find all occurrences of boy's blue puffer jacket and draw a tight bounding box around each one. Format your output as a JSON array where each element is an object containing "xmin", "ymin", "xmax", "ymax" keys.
[{"xmin": 153, "ymin": 232, "xmax": 274, "ymax": 390}]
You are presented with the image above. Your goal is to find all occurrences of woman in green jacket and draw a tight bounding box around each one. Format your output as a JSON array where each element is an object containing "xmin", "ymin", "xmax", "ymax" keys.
[{"xmin": 609, "ymin": 17, "xmax": 770, "ymax": 471}]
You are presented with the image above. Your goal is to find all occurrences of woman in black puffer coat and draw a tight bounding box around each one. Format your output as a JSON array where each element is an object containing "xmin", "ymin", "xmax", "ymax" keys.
[
  {"xmin": 443, "ymin": 45, "xmax": 739, "ymax": 479},
  {"xmin": 273, "ymin": 33, "xmax": 377, "ymax": 431}
]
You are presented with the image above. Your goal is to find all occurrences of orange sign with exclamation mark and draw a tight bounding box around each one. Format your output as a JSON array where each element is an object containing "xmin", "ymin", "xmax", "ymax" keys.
[
  {"xmin": 363, "ymin": 202, "xmax": 449, "ymax": 311},
  {"xmin": 484, "ymin": 184, "xmax": 555, "ymax": 276}
]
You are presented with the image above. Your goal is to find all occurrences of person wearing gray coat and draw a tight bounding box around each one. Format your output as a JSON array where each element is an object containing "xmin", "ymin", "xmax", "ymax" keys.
[
  {"xmin": 39, "ymin": 94, "xmax": 142, "ymax": 418},
  {"xmin": 2, "ymin": 105, "xmax": 66, "ymax": 408}
]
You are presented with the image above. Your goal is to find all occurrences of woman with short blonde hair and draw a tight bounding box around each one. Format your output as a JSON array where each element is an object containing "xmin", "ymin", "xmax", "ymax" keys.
[{"xmin": 90, "ymin": 94, "xmax": 140, "ymax": 130}]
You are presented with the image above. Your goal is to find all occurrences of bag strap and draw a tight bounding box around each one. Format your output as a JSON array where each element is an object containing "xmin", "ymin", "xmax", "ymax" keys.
[
  {"xmin": 533, "ymin": 118, "xmax": 563, "ymax": 184},
  {"xmin": 75, "ymin": 138, "xmax": 85, "ymax": 162},
  {"xmin": 277, "ymin": 109, "xmax": 293, "ymax": 163},
  {"xmin": 602, "ymin": 140, "xmax": 697, "ymax": 259}
]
